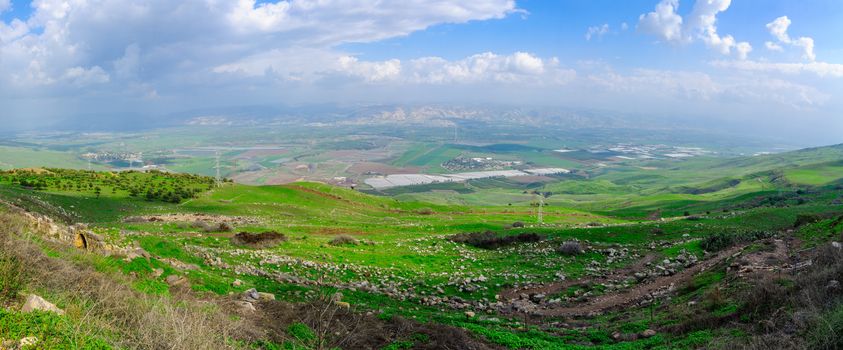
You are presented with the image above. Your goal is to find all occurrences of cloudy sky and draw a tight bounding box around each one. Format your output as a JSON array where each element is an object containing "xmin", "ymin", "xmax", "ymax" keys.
[{"xmin": 1, "ymin": 0, "xmax": 841, "ymax": 141}]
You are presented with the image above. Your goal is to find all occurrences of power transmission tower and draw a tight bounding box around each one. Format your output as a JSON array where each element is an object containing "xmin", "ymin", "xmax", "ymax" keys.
[
  {"xmin": 214, "ymin": 150, "xmax": 222, "ymax": 187},
  {"xmin": 538, "ymin": 194, "xmax": 544, "ymax": 224},
  {"xmin": 533, "ymin": 192, "xmax": 544, "ymax": 224}
]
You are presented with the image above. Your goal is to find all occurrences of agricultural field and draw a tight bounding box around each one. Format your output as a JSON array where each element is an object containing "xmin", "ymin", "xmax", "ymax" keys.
[{"xmin": 1, "ymin": 142, "xmax": 842, "ymax": 349}]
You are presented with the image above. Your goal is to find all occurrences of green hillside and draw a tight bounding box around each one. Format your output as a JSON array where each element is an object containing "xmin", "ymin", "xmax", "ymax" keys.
[{"xmin": 1, "ymin": 145, "xmax": 842, "ymax": 349}]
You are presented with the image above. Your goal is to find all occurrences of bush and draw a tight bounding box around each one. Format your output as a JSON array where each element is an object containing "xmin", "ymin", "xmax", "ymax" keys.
[
  {"xmin": 0, "ymin": 253, "xmax": 25, "ymax": 302},
  {"xmin": 700, "ymin": 230, "xmax": 773, "ymax": 252},
  {"xmin": 191, "ymin": 221, "xmax": 233, "ymax": 233},
  {"xmin": 329, "ymin": 235, "xmax": 359, "ymax": 246},
  {"xmin": 415, "ymin": 208, "xmax": 434, "ymax": 215},
  {"xmin": 449, "ymin": 231, "xmax": 542, "ymax": 249},
  {"xmin": 794, "ymin": 214, "xmax": 823, "ymax": 228},
  {"xmin": 557, "ymin": 241, "xmax": 583, "ymax": 256},
  {"xmin": 230, "ymin": 231, "xmax": 287, "ymax": 248}
]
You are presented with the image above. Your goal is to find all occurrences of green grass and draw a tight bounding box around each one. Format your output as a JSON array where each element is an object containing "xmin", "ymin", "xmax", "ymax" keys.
[{"xmin": 0, "ymin": 309, "xmax": 112, "ymax": 349}]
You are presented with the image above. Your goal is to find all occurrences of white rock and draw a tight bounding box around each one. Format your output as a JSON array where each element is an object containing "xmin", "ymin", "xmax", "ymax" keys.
[
  {"xmin": 19, "ymin": 336, "xmax": 38, "ymax": 347},
  {"xmin": 21, "ymin": 295, "xmax": 65, "ymax": 315}
]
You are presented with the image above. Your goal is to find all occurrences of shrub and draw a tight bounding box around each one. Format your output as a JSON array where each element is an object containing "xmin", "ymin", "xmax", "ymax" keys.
[
  {"xmin": 0, "ymin": 253, "xmax": 25, "ymax": 302},
  {"xmin": 700, "ymin": 230, "xmax": 773, "ymax": 252},
  {"xmin": 449, "ymin": 231, "xmax": 542, "ymax": 249},
  {"xmin": 557, "ymin": 241, "xmax": 583, "ymax": 256},
  {"xmin": 191, "ymin": 221, "xmax": 233, "ymax": 233},
  {"xmin": 794, "ymin": 214, "xmax": 823, "ymax": 228},
  {"xmin": 230, "ymin": 231, "xmax": 287, "ymax": 248},
  {"xmin": 329, "ymin": 234, "xmax": 359, "ymax": 246},
  {"xmin": 415, "ymin": 208, "xmax": 434, "ymax": 215}
]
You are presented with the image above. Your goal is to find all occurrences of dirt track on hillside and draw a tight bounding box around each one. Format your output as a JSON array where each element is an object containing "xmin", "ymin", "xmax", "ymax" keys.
[{"xmin": 501, "ymin": 244, "xmax": 748, "ymax": 317}]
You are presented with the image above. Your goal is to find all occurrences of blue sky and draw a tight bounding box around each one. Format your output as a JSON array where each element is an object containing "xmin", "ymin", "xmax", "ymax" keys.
[{"xmin": 0, "ymin": 0, "xmax": 841, "ymax": 142}]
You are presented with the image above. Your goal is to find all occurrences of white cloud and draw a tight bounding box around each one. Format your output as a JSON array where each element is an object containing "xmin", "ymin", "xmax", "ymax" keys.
[
  {"xmin": 765, "ymin": 41, "xmax": 783, "ymax": 52},
  {"xmin": 621, "ymin": 22, "xmax": 629, "ymax": 31},
  {"xmin": 765, "ymin": 16, "xmax": 815, "ymax": 61},
  {"xmin": 735, "ymin": 42, "xmax": 752, "ymax": 60},
  {"xmin": 225, "ymin": 0, "xmax": 518, "ymax": 44},
  {"xmin": 687, "ymin": 0, "xmax": 751, "ymax": 58},
  {"xmin": 637, "ymin": 0, "xmax": 750, "ymax": 59},
  {"xmin": 712, "ymin": 60, "xmax": 843, "ymax": 78},
  {"xmin": 63, "ymin": 66, "xmax": 110, "ymax": 86},
  {"xmin": 338, "ymin": 56, "xmax": 402, "ymax": 82},
  {"xmin": 637, "ymin": 0, "xmax": 684, "ymax": 42},
  {"xmin": 331, "ymin": 51, "xmax": 572, "ymax": 85},
  {"xmin": 585, "ymin": 24, "xmax": 609, "ymax": 41},
  {"xmin": 0, "ymin": 0, "xmax": 519, "ymax": 96},
  {"xmin": 585, "ymin": 67, "xmax": 827, "ymax": 110},
  {"xmin": 766, "ymin": 16, "xmax": 790, "ymax": 42},
  {"xmin": 0, "ymin": 0, "xmax": 10, "ymax": 14}
]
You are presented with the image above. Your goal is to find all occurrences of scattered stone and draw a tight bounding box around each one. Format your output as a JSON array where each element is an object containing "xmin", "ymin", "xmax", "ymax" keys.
[
  {"xmin": 232, "ymin": 279, "xmax": 243, "ymax": 287},
  {"xmin": 464, "ymin": 311, "xmax": 476, "ymax": 318},
  {"xmin": 258, "ymin": 292, "xmax": 276, "ymax": 301},
  {"xmin": 21, "ymin": 294, "xmax": 65, "ymax": 315},
  {"xmin": 827, "ymin": 280, "xmax": 840, "ymax": 290},
  {"xmin": 334, "ymin": 301, "xmax": 351, "ymax": 309},
  {"xmin": 19, "ymin": 337, "xmax": 38, "ymax": 347},
  {"xmin": 832, "ymin": 242, "xmax": 842, "ymax": 249},
  {"xmin": 151, "ymin": 268, "xmax": 164, "ymax": 278},
  {"xmin": 640, "ymin": 329, "xmax": 657, "ymax": 338}
]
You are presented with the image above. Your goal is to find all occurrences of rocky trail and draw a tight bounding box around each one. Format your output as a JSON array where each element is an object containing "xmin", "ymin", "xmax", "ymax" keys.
[{"xmin": 500, "ymin": 244, "xmax": 747, "ymax": 317}]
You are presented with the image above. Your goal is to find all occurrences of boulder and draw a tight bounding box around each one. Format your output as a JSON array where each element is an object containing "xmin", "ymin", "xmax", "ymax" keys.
[
  {"xmin": 242, "ymin": 288, "xmax": 260, "ymax": 302},
  {"xmin": 258, "ymin": 292, "xmax": 276, "ymax": 301},
  {"xmin": 464, "ymin": 311, "xmax": 476, "ymax": 318},
  {"xmin": 165, "ymin": 275, "xmax": 188, "ymax": 287},
  {"xmin": 21, "ymin": 294, "xmax": 65, "ymax": 315},
  {"xmin": 234, "ymin": 300, "xmax": 256, "ymax": 313},
  {"xmin": 640, "ymin": 329, "xmax": 657, "ymax": 338}
]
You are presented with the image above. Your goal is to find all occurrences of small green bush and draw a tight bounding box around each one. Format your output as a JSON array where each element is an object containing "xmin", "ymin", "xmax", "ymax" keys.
[{"xmin": 0, "ymin": 253, "xmax": 25, "ymax": 302}]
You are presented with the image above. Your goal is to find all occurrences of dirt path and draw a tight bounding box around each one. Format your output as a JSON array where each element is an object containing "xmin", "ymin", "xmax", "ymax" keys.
[{"xmin": 501, "ymin": 244, "xmax": 747, "ymax": 317}]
